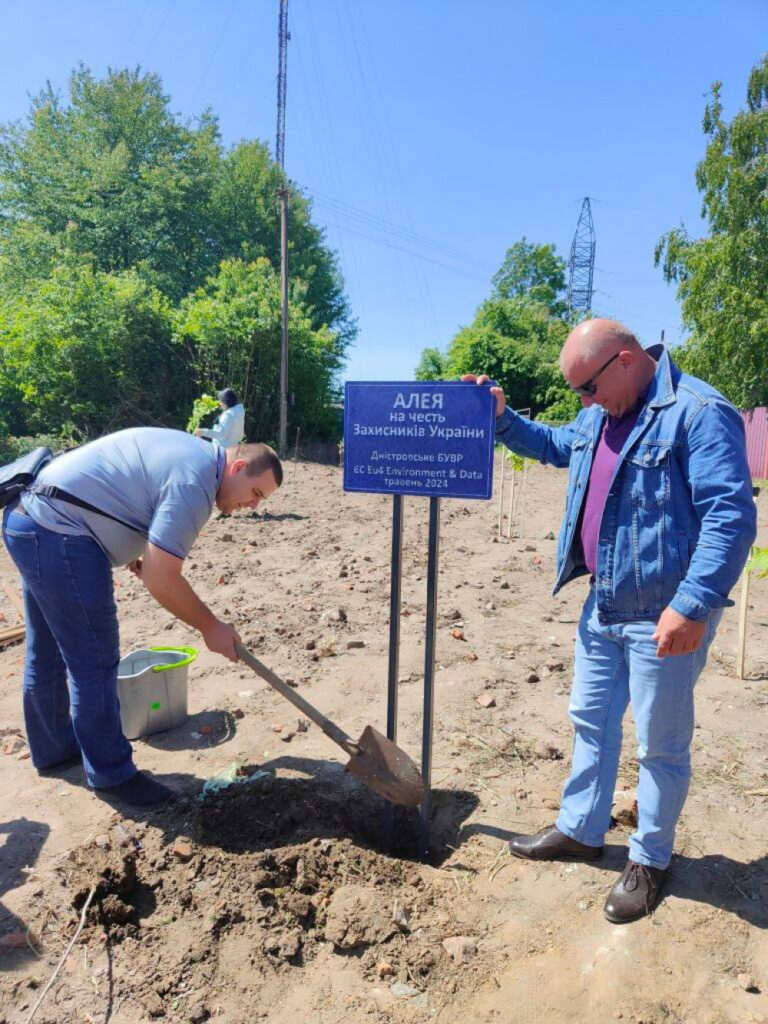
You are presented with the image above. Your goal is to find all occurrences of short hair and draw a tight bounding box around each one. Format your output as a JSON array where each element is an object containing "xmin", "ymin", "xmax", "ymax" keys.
[
  {"xmin": 236, "ymin": 443, "xmax": 283, "ymax": 487},
  {"xmin": 217, "ymin": 387, "xmax": 239, "ymax": 408}
]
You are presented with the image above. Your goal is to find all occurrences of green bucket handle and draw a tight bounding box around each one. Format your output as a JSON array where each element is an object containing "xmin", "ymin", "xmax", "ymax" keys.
[{"xmin": 149, "ymin": 646, "xmax": 198, "ymax": 673}]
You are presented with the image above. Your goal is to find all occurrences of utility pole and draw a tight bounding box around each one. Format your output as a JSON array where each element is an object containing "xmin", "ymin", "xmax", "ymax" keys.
[
  {"xmin": 276, "ymin": 0, "xmax": 289, "ymax": 454},
  {"xmin": 567, "ymin": 197, "xmax": 596, "ymax": 317}
]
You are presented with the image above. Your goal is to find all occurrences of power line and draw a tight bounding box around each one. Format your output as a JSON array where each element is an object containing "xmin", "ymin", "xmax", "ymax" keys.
[
  {"xmin": 296, "ymin": 1, "xmax": 366, "ymax": 316},
  {"xmin": 117, "ymin": 0, "xmax": 153, "ymax": 66},
  {"xmin": 138, "ymin": 0, "xmax": 177, "ymax": 67},
  {"xmin": 316, "ymin": 218, "xmax": 490, "ymax": 282},
  {"xmin": 305, "ymin": 187, "xmax": 497, "ymax": 272},
  {"xmin": 592, "ymin": 290, "xmax": 680, "ymax": 334},
  {"xmin": 343, "ymin": 0, "xmax": 441, "ymax": 347},
  {"xmin": 335, "ymin": 0, "xmax": 419, "ymax": 349},
  {"xmin": 590, "ymin": 196, "xmax": 665, "ymax": 219},
  {"xmin": 189, "ymin": 0, "xmax": 240, "ymax": 108}
]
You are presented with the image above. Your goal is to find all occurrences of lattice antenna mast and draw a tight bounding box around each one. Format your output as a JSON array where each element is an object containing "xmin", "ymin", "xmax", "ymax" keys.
[
  {"xmin": 276, "ymin": 0, "xmax": 288, "ymax": 168},
  {"xmin": 276, "ymin": 0, "xmax": 290, "ymax": 453},
  {"xmin": 567, "ymin": 197, "xmax": 596, "ymax": 316}
]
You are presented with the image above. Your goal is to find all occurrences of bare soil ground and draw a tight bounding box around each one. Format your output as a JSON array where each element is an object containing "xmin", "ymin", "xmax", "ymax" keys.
[{"xmin": 1, "ymin": 459, "xmax": 767, "ymax": 1024}]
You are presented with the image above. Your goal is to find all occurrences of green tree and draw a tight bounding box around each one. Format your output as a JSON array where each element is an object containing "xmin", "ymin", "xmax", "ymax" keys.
[
  {"xmin": 446, "ymin": 297, "xmax": 571, "ymax": 413},
  {"xmin": 414, "ymin": 238, "xmax": 576, "ymax": 418},
  {"xmin": 211, "ymin": 142, "xmax": 355, "ymax": 344},
  {"xmin": 175, "ymin": 258, "xmax": 344, "ymax": 443},
  {"xmin": 0, "ymin": 65, "xmax": 354, "ymax": 440},
  {"xmin": 0, "ymin": 66, "xmax": 353, "ymax": 338},
  {"xmin": 0, "ymin": 66, "xmax": 221, "ymax": 301},
  {"xmin": 415, "ymin": 346, "xmax": 448, "ymax": 381},
  {"xmin": 655, "ymin": 56, "xmax": 768, "ymax": 408},
  {"xmin": 0, "ymin": 262, "xmax": 182, "ymax": 437},
  {"xmin": 491, "ymin": 237, "xmax": 568, "ymax": 316}
]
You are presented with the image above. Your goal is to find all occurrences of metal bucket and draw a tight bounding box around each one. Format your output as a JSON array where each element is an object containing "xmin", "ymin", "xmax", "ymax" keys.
[{"xmin": 117, "ymin": 646, "xmax": 197, "ymax": 740}]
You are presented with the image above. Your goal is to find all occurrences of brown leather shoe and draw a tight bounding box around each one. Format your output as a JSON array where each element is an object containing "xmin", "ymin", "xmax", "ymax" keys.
[
  {"xmin": 508, "ymin": 824, "xmax": 603, "ymax": 862},
  {"xmin": 603, "ymin": 860, "xmax": 667, "ymax": 923}
]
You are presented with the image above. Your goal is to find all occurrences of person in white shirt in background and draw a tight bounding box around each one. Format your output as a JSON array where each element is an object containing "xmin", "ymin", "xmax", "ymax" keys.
[{"xmin": 195, "ymin": 388, "xmax": 246, "ymax": 448}]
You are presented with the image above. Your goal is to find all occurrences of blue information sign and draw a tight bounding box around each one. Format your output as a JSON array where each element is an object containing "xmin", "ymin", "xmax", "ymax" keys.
[{"xmin": 343, "ymin": 381, "xmax": 496, "ymax": 500}]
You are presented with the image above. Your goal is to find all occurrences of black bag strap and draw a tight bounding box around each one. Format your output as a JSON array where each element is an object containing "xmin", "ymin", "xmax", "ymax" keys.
[
  {"xmin": 29, "ymin": 485, "xmax": 147, "ymax": 538},
  {"xmin": 0, "ymin": 447, "xmax": 54, "ymax": 509}
]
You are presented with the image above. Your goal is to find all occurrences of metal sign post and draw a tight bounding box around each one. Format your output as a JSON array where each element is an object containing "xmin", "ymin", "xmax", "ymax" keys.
[
  {"xmin": 343, "ymin": 381, "xmax": 495, "ymax": 859},
  {"xmin": 383, "ymin": 493, "xmax": 404, "ymax": 851},
  {"xmin": 420, "ymin": 496, "xmax": 440, "ymax": 857}
]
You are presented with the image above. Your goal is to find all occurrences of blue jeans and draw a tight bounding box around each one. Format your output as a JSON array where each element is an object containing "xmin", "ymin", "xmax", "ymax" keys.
[
  {"xmin": 2, "ymin": 504, "xmax": 135, "ymax": 788},
  {"xmin": 555, "ymin": 588, "xmax": 721, "ymax": 869}
]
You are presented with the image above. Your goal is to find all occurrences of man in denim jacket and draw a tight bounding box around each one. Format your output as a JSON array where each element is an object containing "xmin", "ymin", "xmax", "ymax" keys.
[{"xmin": 466, "ymin": 318, "xmax": 756, "ymax": 923}]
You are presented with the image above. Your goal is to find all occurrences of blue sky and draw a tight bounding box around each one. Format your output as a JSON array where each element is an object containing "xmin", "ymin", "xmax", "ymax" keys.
[{"xmin": 1, "ymin": 1, "xmax": 765, "ymax": 380}]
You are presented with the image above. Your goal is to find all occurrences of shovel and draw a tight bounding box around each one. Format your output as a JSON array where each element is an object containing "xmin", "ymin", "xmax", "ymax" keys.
[{"xmin": 235, "ymin": 643, "xmax": 425, "ymax": 807}]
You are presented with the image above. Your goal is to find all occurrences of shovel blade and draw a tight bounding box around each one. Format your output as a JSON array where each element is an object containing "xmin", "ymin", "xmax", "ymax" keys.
[{"xmin": 344, "ymin": 725, "xmax": 425, "ymax": 808}]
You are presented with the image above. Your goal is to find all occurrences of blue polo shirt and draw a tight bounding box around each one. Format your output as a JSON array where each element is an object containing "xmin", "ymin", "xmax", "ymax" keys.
[{"xmin": 23, "ymin": 428, "xmax": 226, "ymax": 567}]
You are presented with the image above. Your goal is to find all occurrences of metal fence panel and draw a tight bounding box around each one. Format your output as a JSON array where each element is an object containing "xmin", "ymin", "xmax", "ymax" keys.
[{"xmin": 742, "ymin": 407, "xmax": 768, "ymax": 479}]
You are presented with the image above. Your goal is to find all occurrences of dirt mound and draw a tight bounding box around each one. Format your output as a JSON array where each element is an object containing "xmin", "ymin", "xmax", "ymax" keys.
[
  {"xmin": 197, "ymin": 769, "xmax": 427, "ymax": 859},
  {"xmin": 61, "ymin": 842, "xmax": 140, "ymax": 940},
  {"xmin": 35, "ymin": 780, "xmax": 474, "ymax": 1021}
]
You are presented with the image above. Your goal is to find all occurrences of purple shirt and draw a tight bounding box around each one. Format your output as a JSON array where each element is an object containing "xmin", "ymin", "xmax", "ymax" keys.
[{"xmin": 580, "ymin": 407, "xmax": 642, "ymax": 576}]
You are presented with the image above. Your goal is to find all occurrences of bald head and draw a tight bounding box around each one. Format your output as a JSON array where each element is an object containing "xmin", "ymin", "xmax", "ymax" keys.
[
  {"xmin": 560, "ymin": 319, "xmax": 641, "ymax": 375},
  {"xmin": 559, "ymin": 318, "xmax": 656, "ymax": 418}
]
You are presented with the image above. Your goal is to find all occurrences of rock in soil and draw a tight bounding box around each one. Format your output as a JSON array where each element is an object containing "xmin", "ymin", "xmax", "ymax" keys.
[
  {"xmin": 738, "ymin": 972, "xmax": 758, "ymax": 992},
  {"xmin": 325, "ymin": 885, "xmax": 397, "ymax": 949},
  {"xmin": 611, "ymin": 790, "xmax": 639, "ymax": 828},
  {"xmin": 534, "ymin": 741, "xmax": 563, "ymax": 761},
  {"xmin": 320, "ymin": 607, "xmax": 347, "ymax": 624},
  {"xmin": 391, "ymin": 981, "xmax": 420, "ymax": 999},
  {"xmin": 392, "ymin": 900, "xmax": 411, "ymax": 933},
  {"xmin": 171, "ymin": 839, "xmax": 194, "ymax": 862},
  {"xmin": 442, "ymin": 935, "xmax": 477, "ymax": 964},
  {"xmin": 143, "ymin": 991, "xmax": 166, "ymax": 1017}
]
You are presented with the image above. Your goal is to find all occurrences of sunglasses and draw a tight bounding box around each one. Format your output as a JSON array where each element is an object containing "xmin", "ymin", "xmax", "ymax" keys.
[{"xmin": 569, "ymin": 352, "xmax": 620, "ymax": 397}]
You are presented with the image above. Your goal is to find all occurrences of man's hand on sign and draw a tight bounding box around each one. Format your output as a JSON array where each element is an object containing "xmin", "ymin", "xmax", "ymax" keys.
[
  {"xmin": 202, "ymin": 619, "xmax": 242, "ymax": 663},
  {"xmin": 652, "ymin": 606, "xmax": 707, "ymax": 658},
  {"xmin": 461, "ymin": 373, "xmax": 506, "ymax": 418}
]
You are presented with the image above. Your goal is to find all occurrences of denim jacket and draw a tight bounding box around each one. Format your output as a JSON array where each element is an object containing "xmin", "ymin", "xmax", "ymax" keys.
[{"xmin": 495, "ymin": 345, "xmax": 757, "ymax": 624}]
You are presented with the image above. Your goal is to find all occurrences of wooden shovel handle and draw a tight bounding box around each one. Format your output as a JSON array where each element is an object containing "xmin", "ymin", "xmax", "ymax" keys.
[{"xmin": 234, "ymin": 643, "xmax": 358, "ymax": 757}]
